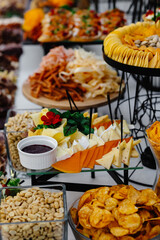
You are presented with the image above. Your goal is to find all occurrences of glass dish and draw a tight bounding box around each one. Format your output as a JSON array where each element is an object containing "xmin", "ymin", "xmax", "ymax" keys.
[
  {"xmin": 69, "ymin": 197, "xmax": 160, "ymax": 240},
  {"xmin": 0, "ymin": 184, "xmax": 68, "ymax": 240},
  {"xmin": 145, "ymin": 121, "xmax": 160, "ymax": 193},
  {"xmin": 4, "ymin": 108, "xmax": 143, "ymax": 178}
]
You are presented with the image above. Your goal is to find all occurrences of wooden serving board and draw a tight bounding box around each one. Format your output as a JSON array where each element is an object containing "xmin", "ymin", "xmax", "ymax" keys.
[{"xmin": 22, "ymin": 80, "xmax": 121, "ymax": 111}]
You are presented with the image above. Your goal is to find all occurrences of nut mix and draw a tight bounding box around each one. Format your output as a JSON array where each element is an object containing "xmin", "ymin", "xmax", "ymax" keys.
[
  {"xmin": 71, "ymin": 185, "xmax": 160, "ymax": 240},
  {"xmin": 134, "ymin": 35, "xmax": 160, "ymax": 48},
  {"xmin": 0, "ymin": 187, "xmax": 64, "ymax": 240},
  {"xmin": 5, "ymin": 112, "xmax": 34, "ymax": 171}
]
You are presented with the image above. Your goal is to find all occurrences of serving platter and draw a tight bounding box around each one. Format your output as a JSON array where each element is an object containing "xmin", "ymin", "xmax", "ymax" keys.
[
  {"xmin": 22, "ymin": 79, "xmax": 122, "ymax": 110},
  {"xmin": 103, "ymin": 47, "xmax": 160, "ymax": 76}
]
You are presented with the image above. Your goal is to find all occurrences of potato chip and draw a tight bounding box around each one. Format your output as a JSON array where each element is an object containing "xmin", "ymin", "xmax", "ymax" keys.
[
  {"xmin": 110, "ymin": 227, "xmax": 129, "ymax": 237},
  {"xmin": 70, "ymin": 207, "xmax": 78, "ymax": 224},
  {"xmin": 119, "ymin": 237, "xmax": 135, "ymax": 240},
  {"xmin": 78, "ymin": 204, "xmax": 93, "ymax": 229},
  {"xmin": 118, "ymin": 199, "xmax": 138, "ymax": 215},
  {"xmin": 105, "ymin": 197, "xmax": 119, "ymax": 211},
  {"xmin": 77, "ymin": 228, "xmax": 90, "ymax": 238},
  {"xmin": 90, "ymin": 228, "xmax": 104, "ymax": 240},
  {"xmin": 78, "ymin": 192, "xmax": 95, "ymax": 210},
  {"xmin": 96, "ymin": 187, "xmax": 110, "ymax": 204},
  {"xmin": 149, "ymin": 225, "xmax": 160, "ymax": 239},
  {"xmin": 127, "ymin": 185, "xmax": 141, "ymax": 204},
  {"xmin": 138, "ymin": 209, "xmax": 152, "ymax": 223},
  {"xmin": 113, "ymin": 186, "xmax": 129, "ymax": 200},
  {"xmin": 118, "ymin": 213, "xmax": 141, "ymax": 232},
  {"xmin": 90, "ymin": 207, "xmax": 114, "ymax": 228},
  {"xmin": 99, "ymin": 232, "xmax": 117, "ymax": 240}
]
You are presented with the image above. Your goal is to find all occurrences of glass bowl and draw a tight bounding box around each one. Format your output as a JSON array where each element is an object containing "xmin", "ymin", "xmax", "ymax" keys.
[
  {"xmin": 68, "ymin": 196, "xmax": 160, "ymax": 240},
  {"xmin": 145, "ymin": 121, "xmax": 160, "ymax": 193},
  {"xmin": 68, "ymin": 199, "xmax": 89, "ymax": 240},
  {"xmin": 0, "ymin": 184, "xmax": 68, "ymax": 240}
]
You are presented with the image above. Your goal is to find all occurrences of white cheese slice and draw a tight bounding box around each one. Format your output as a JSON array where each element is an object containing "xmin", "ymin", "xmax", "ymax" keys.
[
  {"xmin": 78, "ymin": 136, "xmax": 89, "ymax": 150},
  {"xmin": 131, "ymin": 147, "xmax": 139, "ymax": 158},
  {"xmin": 121, "ymin": 138, "xmax": 133, "ymax": 165},
  {"xmin": 97, "ymin": 126, "xmax": 105, "ymax": 137},
  {"xmin": 96, "ymin": 151, "xmax": 114, "ymax": 170},
  {"xmin": 56, "ymin": 147, "xmax": 73, "ymax": 161},
  {"xmin": 109, "ymin": 129, "xmax": 121, "ymax": 141}
]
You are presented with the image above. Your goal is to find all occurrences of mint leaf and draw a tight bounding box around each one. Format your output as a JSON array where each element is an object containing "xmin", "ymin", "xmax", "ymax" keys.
[
  {"xmin": 64, "ymin": 125, "xmax": 77, "ymax": 136},
  {"xmin": 61, "ymin": 111, "xmax": 71, "ymax": 119},
  {"xmin": 49, "ymin": 108, "xmax": 62, "ymax": 117},
  {"xmin": 34, "ymin": 124, "xmax": 44, "ymax": 130},
  {"xmin": 67, "ymin": 119, "xmax": 77, "ymax": 125}
]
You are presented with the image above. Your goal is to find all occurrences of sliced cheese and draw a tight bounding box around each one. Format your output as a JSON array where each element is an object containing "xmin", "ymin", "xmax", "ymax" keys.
[
  {"xmin": 121, "ymin": 138, "xmax": 133, "ymax": 165},
  {"xmin": 92, "ymin": 115, "xmax": 109, "ymax": 126},
  {"xmin": 109, "ymin": 129, "xmax": 121, "ymax": 141},
  {"xmin": 56, "ymin": 146, "xmax": 73, "ymax": 161},
  {"xmin": 78, "ymin": 136, "xmax": 89, "ymax": 150},
  {"xmin": 97, "ymin": 126, "xmax": 105, "ymax": 137},
  {"xmin": 88, "ymin": 139, "xmax": 98, "ymax": 148},
  {"xmin": 30, "ymin": 112, "xmax": 43, "ymax": 126},
  {"xmin": 72, "ymin": 141, "xmax": 84, "ymax": 153},
  {"xmin": 101, "ymin": 130, "xmax": 110, "ymax": 142},
  {"xmin": 131, "ymin": 147, "xmax": 139, "ymax": 158},
  {"xmin": 112, "ymin": 141, "xmax": 126, "ymax": 167},
  {"xmin": 96, "ymin": 151, "xmax": 114, "ymax": 170},
  {"xmin": 91, "ymin": 134, "xmax": 104, "ymax": 146},
  {"xmin": 133, "ymin": 139, "xmax": 141, "ymax": 146},
  {"xmin": 70, "ymin": 131, "xmax": 85, "ymax": 143},
  {"xmin": 112, "ymin": 146, "xmax": 121, "ymax": 167}
]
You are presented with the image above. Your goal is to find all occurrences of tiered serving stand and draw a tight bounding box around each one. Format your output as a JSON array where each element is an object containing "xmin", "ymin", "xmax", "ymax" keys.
[{"xmin": 103, "ymin": 48, "xmax": 160, "ymax": 188}]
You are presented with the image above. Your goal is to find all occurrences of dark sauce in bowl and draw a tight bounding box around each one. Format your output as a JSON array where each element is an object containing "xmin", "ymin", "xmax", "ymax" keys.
[{"xmin": 22, "ymin": 144, "xmax": 52, "ymax": 154}]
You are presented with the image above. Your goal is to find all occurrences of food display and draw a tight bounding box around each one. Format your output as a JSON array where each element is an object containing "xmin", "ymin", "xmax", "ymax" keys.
[
  {"xmin": 0, "ymin": 15, "xmax": 23, "ymax": 129},
  {"xmin": 146, "ymin": 121, "xmax": 160, "ymax": 166},
  {"xmin": 0, "ymin": 186, "xmax": 65, "ymax": 240},
  {"xmin": 5, "ymin": 108, "xmax": 141, "ymax": 172},
  {"xmin": 30, "ymin": 0, "xmax": 75, "ymax": 9},
  {"xmin": 5, "ymin": 111, "xmax": 34, "ymax": 171},
  {"xmin": 0, "ymin": 0, "xmax": 27, "ymax": 17},
  {"xmin": 28, "ymin": 46, "xmax": 122, "ymax": 102},
  {"xmin": 0, "ymin": 132, "xmax": 7, "ymax": 173},
  {"xmin": 146, "ymin": 120, "xmax": 160, "ymax": 198},
  {"xmin": 104, "ymin": 21, "xmax": 160, "ymax": 68},
  {"xmin": 70, "ymin": 185, "xmax": 160, "ymax": 240},
  {"xmin": 143, "ymin": 8, "xmax": 160, "ymax": 22},
  {"xmin": 23, "ymin": 7, "xmax": 126, "ymax": 42}
]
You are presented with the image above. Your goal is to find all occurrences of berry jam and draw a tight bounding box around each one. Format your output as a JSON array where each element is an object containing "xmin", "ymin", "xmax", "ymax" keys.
[{"xmin": 22, "ymin": 144, "xmax": 52, "ymax": 154}]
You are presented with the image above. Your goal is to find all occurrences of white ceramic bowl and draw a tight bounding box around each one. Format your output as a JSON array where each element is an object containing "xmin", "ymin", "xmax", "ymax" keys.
[{"xmin": 17, "ymin": 136, "xmax": 57, "ymax": 170}]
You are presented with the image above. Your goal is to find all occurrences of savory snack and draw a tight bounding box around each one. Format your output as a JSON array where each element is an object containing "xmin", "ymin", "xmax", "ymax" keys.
[
  {"xmin": 0, "ymin": 0, "xmax": 27, "ymax": 17},
  {"xmin": 5, "ymin": 108, "xmax": 140, "ymax": 172},
  {"xmin": 5, "ymin": 111, "xmax": 34, "ymax": 171},
  {"xmin": 0, "ymin": 132, "xmax": 7, "ymax": 173},
  {"xmin": 38, "ymin": 8, "xmax": 74, "ymax": 42},
  {"xmin": 146, "ymin": 120, "xmax": 160, "ymax": 165},
  {"xmin": 104, "ymin": 21, "xmax": 160, "ymax": 68},
  {"xmin": 69, "ymin": 9, "xmax": 101, "ymax": 42},
  {"xmin": 30, "ymin": 0, "xmax": 74, "ymax": 9},
  {"xmin": 100, "ymin": 8, "xmax": 126, "ymax": 40},
  {"xmin": 28, "ymin": 108, "xmax": 139, "ymax": 172},
  {"xmin": 28, "ymin": 46, "xmax": 122, "ymax": 101},
  {"xmin": 0, "ymin": 187, "xmax": 64, "ymax": 240},
  {"xmin": 0, "ymin": 71, "xmax": 17, "ymax": 117},
  {"xmin": 23, "ymin": 8, "xmax": 44, "ymax": 42},
  {"xmin": 23, "ymin": 7, "xmax": 126, "ymax": 42},
  {"xmin": 70, "ymin": 185, "xmax": 160, "ymax": 240},
  {"xmin": 143, "ymin": 8, "xmax": 160, "ymax": 22}
]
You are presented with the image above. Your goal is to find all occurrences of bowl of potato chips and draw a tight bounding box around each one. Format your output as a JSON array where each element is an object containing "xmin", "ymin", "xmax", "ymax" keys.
[{"xmin": 68, "ymin": 185, "xmax": 160, "ymax": 240}]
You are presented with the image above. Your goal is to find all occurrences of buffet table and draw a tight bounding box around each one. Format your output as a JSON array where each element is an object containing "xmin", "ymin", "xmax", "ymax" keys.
[{"xmin": 14, "ymin": 44, "xmax": 157, "ymax": 240}]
